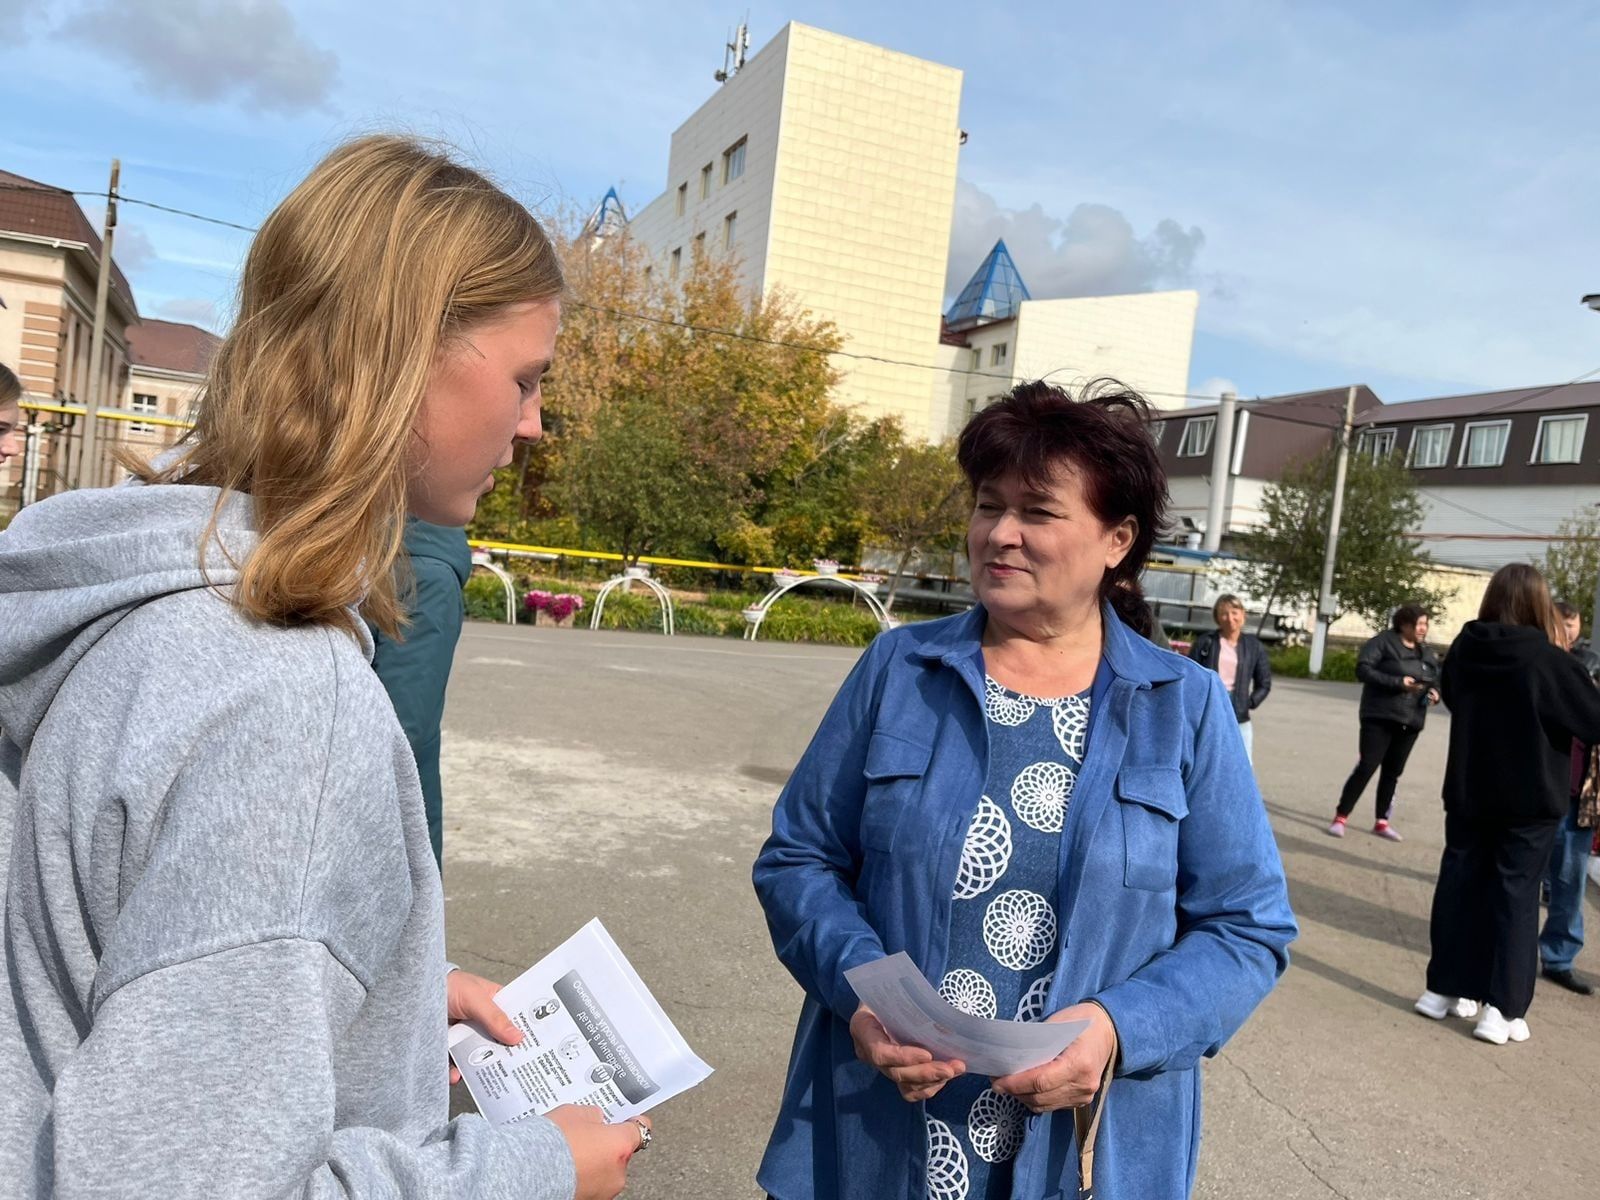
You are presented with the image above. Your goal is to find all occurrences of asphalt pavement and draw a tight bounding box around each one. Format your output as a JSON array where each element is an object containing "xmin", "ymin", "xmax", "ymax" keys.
[{"xmin": 440, "ymin": 622, "xmax": 1599, "ymax": 1200}]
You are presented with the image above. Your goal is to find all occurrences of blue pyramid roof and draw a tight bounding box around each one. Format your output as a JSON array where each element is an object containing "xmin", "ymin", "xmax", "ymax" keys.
[
  {"xmin": 944, "ymin": 239, "xmax": 1031, "ymax": 330},
  {"xmin": 581, "ymin": 187, "xmax": 629, "ymax": 240}
]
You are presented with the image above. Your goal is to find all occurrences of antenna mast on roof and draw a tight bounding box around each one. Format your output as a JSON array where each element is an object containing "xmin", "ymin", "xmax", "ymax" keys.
[{"xmin": 714, "ymin": 19, "xmax": 749, "ymax": 83}]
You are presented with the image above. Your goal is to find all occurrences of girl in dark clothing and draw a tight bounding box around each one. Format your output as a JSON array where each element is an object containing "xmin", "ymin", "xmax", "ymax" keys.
[
  {"xmin": 1417, "ymin": 564, "xmax": 1600, "ymax": 1045},
  {"xmin": 1328, "ymin": 604, "xmax": 1439, "ymax": 841}
]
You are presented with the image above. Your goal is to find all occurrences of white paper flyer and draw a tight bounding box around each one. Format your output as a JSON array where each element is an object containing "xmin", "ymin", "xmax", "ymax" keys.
[
  {"xmin": 448, "ymin": 918, "xmax": 712, "ymax": 1125},
  {"xmin": 845, "ymin": 952, "xmax": 1087, "ymax": 1076}
]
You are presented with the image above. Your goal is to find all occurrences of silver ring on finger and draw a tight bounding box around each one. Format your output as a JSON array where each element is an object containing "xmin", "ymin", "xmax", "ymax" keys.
[{"xmin": 634, "ymin": 1120, "xmax": 652, "ymax": 1152}]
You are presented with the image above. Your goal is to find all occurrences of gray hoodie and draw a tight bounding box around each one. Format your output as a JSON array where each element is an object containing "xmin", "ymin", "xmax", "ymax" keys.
[{"xmin": 0, "ymin": 484, "xmax": 575, "ymax": 1199}]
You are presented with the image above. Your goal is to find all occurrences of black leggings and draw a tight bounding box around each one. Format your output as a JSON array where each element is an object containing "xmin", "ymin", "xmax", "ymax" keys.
[{"xmin": 1336, "ymin": 719, "xmax": 1421, "ymax": 822}]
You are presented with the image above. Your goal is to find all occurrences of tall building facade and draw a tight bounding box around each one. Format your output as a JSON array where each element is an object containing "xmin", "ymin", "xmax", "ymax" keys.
[{"xmin": 627, "ymin": 22, "xmax": 964, "ymax": 440}]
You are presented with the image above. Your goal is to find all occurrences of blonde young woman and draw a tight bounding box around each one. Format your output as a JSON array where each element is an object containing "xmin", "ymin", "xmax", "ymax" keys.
[{"xmin": 0, "ymin": 138, "xmax": 646, "ymax": 1198}]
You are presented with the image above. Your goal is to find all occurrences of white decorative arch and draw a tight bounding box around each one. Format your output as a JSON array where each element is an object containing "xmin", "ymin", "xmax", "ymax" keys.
[
  {"xmin": 590, "ymin": 565, "xmax": 676, "ymax": 636},
  {"xmin": 741, "ymin": 570, "xmax": 895, "ymax": 642},
  {"xmin": 469, "ymin": 550, "xmax": 518, "ymax": 624}
]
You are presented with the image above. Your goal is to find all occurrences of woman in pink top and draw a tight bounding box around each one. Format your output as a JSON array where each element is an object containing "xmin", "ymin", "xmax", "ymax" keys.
[{"xmin": 1187, "ymin": 594, "xmax": 1272, "ymax": 763}]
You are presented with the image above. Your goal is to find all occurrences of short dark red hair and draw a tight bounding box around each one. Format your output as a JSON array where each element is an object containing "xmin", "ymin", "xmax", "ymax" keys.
[{"xmin": 957, "ymin": 379, "xmax": 1170, "ymax": 633}]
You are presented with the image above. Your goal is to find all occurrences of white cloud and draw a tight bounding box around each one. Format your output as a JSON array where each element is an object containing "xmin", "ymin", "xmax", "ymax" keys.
[
  {"xmin": 947, "ymin": 180, "xmax": 1204, "ymax": 302},
  {"xmin": 158, "ymin": 297, "xmax": 221, "ymax": 328},
  {"xmin": 84, "ymin": 207, "xmax": 157, "ymax": 272},
  {"xmin": 1193, "ymin": 377, "xmax": 1238, "ymax": 407},
  {"xmin": 62, "ymin": 0, "xmax": 337, "ymax": 114}
]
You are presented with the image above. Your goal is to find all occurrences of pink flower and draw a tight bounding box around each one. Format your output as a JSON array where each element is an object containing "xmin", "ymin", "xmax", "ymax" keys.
[{"xmin": 524, "ymin": 589, "xmax": 554, "ymax": 612}]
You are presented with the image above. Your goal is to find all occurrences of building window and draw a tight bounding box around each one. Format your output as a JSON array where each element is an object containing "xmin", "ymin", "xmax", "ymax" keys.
[
  {"xmin": 693, "ymin": 232, "xmax": 706, "ymax": 258},
  {"xmin": 670, "ymin": 247, "xmax": 681, "ymax": 278},
  {"xmin": 723, "ymin": 138, "xmax": 747, "ymax": 184},
  {"xmin": 990, "ymin": 342, "xmax": 1008, "ymax": 367},
  {"xmin": 963, "ymin": 396, "xmax": 978, "ymax": 422},
  {"xmin": 1356, "ymin": 428, "xmax": 1397, "ymax": 461},
  {"xmin": 642, "ymin": 265, "xmax": 652, "ymax": 282},
  {"xmin": 1407, "ymin": 424, "xmax": 1454, "ymax": 468},
  {"xmin": 1177, "ymin": 415, "xmax": 1215, "ymax": 458},
  {"xmin": 128, "ymin": 392, "xmax": 159, "ymax": 435},
  {"xmin": 675, "ymin": 183, "xmax": 687, "ymax": 217},
  {"xmin": 970, "ymin": 348, "xmax": 982, "ymax": 371},
  {"xmin": 700, "ymin": 163, "xmax": 713, "ymax": 199},
  {"xmin": 723, "ymin": 211, "xmax": 737, "ymax": 248},
  {"xmin": 1532, "ymin": 414, "xmax": 1587, "ymax": 464},
  {"xmin": 1148, "ymin": 419, "xmax": 1166, "ymax": 447},
  {"xmin": 1458, "ymin": 420, "xmax": 1510, "ymax": 467}
]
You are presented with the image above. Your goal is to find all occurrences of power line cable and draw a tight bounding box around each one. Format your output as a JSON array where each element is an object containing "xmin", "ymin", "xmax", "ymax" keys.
[{"xmin": 13, "ymin": 180, "xmax": 1600, "ymax": 417}]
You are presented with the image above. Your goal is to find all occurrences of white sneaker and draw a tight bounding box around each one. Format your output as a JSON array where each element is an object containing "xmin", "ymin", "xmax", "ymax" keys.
[
  {"xmin": 1473, "ymin": 1005, "xmax": 1513, "ymax": 1044},
  {"xmin": 1451, "ymin": 998, "xmax": 1480, "ymax": 1019},
  {"xmin": 1414, "ymin": 989, "xmax": 1453, "ymax": 1019},
  {"xmin": 1508, "ymin": 1017, "xmax": 1530, "ymax": 1043}
]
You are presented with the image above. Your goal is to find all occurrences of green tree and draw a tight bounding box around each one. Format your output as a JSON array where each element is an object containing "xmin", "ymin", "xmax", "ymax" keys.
[
  {"xmin": 471, "ymin": 223, "xmax": 846, "ymax": 563},
  {"xmin": 856, "ymin": 432, "xmax": 970, "ymax": 610},
  {"xmin": 549, "ymin": 388, "xmax": 744, "ymax": 565},
  {"xmin": 1231, "ymin": 447, "xmax": 1453, "ymax": 631},
  {"xmin": 1541, "ymin": 505, "xmax": 1600, "ymax": 632}
]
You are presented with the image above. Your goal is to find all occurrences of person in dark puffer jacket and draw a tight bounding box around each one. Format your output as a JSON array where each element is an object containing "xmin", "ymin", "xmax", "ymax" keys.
[
  {"xmin": 1327, "ymin": 603, "xmax": 1439, "ymax": 842},
  {"xmin": 1538, "ymin": 600, "xmax": 1600, "ymax": 995}
]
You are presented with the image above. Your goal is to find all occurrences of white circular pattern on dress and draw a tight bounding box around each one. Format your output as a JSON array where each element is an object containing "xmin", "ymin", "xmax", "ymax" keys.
[
  {"xmin": 1014, "ymin": 972, "xmax": 1054, "ymax": 1023},
  {"xmin": 984, "ymin": 676, "xmax": 1036, "ymax": 727},
  {"xmin": 925, "ymin": 1116, "xmax": 970, "ymax": 1200},
  {"xmin": 1010, "ymin": 760, "xmax": 1075, "ymax": 833},
  {"xmin": 983, "ymin": 890, "xmax": 1057, "ymax": 971},
  {"xmin": 968, "ymin": 1088, "xmax": 1028, "ymax": 1163},
  {"xmin": 952, "ymin": 796, "xmax": 1013, "ymax": 899},
  {"xmin": 938, "ymin": 969, "xmax": 998, "ymax": 1019},
  {"xmin": 1052, "ymin": 694, "xmax": 1091, "ymax": 760}
]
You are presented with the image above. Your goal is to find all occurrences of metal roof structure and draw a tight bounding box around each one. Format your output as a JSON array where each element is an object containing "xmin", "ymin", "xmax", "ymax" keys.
[
  {"xmin": 580, "ymin": 187, "xmax": 630, "ymax": 241},
  {"xmin": 944, "ymin": 238, "xmax": 1030, "ymax": 331}
]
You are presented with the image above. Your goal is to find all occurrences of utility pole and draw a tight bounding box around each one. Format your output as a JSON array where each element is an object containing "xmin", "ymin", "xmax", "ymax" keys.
[
  {"xmin": 75, "ymin": 158, "xmax": 119, "ymax": 490},
  {"xmin": 1584, "ymin": 297, "xmax": 1600, "ymax": 635},
  {"xmin": 1309, "ymin": 385, "xmax": 1358, "ymax": 675},
  {"xmin": 1201, "ymin": 390, "xmax": 1238, "ymax": 552}
]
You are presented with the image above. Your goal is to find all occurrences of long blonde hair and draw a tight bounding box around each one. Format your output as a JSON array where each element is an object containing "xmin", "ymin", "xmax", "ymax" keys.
[
  {"xmin": 134, "ymin": 135, "xmax": 563, "ymax": 638},
  {"xmin": 1478, "ymin": 562, "xmax": 1564, "ymax": 645}
]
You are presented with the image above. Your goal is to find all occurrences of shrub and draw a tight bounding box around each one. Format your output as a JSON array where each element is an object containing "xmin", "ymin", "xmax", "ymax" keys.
[
  {"xmin": 758, "ymin": 602, "xmax": 885, "ymax": 647},
  {"xmin": 463, "ymin": 574, "xmax": 513, "ymax": 622},
  {"xmin": 1268, "ymin": 644, "xmax": 1360, "ymax": 682}
]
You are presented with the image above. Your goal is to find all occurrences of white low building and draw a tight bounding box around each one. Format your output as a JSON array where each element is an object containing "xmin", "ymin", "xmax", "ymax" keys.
[{"xmin": 934, "ymin": 238, "xmax": 1197, "ymax": 438}]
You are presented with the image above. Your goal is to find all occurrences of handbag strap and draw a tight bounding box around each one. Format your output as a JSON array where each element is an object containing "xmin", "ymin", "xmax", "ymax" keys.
[{"xmin": 1072, "ymin": 1018, "xmax": 1119, "ymax": 1199}]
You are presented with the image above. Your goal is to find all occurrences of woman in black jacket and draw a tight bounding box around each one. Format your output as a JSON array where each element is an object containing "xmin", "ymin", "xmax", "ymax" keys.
[
  {"xmin": 1327, "ymin": 604, "xmax": 1440, "ymax": 841},
  {"xmin": 1417, "ymin": 564, "xmax": 1600, "ymax": 1045},
  {"xmin": 1187, "ymin": 594, "xmax": 1271, "ymax": 763}
]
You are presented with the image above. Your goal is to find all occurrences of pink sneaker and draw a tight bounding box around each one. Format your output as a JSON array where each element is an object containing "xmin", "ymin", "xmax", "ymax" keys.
[
  {"xmin": 1326, "ymin": 817, "xmax": 1348, "ymax": 838},
  {"xmin": 1373, "ymin": 822, "xmax": 1403, "ymax": 842}
]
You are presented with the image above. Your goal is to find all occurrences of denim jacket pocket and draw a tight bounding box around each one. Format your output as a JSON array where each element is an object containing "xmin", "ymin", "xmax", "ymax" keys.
[
  {"xmin": 860, "ymin": 730, "xmax": 933, "ymax": 853},
  {"xmin": 1115, "ymin": 766, "xmax": 1188, "ymax": 891}
]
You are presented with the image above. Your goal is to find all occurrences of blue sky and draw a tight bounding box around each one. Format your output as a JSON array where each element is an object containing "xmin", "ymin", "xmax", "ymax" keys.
[{"xmin": 4, "ymin": 0, "xmax": 1598, "ymax": 405}]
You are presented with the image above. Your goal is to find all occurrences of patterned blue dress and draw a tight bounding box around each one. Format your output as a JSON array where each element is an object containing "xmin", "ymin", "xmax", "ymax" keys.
[{"xmin": 924, "ymin": 673, "xmax": 1097, "ymax": 1200}]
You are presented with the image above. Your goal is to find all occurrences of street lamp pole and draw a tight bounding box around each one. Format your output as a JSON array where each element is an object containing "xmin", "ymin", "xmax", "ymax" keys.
[{"xmin": 1586, "ymin": 296, "xmax": 1600, "ymax": 632}]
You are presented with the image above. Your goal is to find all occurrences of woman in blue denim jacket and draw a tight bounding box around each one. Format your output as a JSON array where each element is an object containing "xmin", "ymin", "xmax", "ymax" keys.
[{"xmin": 753, "ymin": 381, "xmax": 1296, "ymax": 1200}]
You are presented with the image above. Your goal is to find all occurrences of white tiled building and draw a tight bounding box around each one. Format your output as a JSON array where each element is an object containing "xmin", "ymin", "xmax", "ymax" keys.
[{"xmin": 627, "ymin": 22, "xmax": 964, "ymax": 440}]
